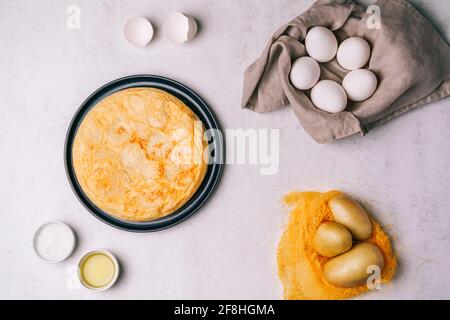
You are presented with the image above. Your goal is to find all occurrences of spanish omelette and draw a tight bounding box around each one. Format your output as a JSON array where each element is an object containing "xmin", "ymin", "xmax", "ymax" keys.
[{"xmin": 72, "ymin": 87, "xmax": 207, "ymax": 222}]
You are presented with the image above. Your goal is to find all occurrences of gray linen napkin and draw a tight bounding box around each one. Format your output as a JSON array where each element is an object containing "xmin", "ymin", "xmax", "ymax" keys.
[{"xmin": 242, "ymin": 0, "xmax": 450, "ymax": 143}]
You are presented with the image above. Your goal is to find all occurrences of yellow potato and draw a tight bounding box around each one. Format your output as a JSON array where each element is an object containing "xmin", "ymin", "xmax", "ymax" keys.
[
  {"xmin": 328, "ymin": 194, "xmax": 372, "ymax": 241},
  {"xmin": 312, "ymin": 222, "xmax": 352, "ymax": 257},
  {"xmin": 323, "ymin": 242, "xmax": 384, "ymax": 288}
]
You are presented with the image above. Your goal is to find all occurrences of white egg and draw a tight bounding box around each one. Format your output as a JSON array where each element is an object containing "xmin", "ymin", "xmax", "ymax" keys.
[
  {"xmin": 311, "ymin": 80, "xmax": 347, "ymax": 113},
  {"xmin": 123, "ymin": 17, "xmax": 154, "ymax": 47},
  {"xmin": 305, "ymin": 26, "xmax": 338, "ymax": 63},
  {"xmin": 342, "ymin": 69, "xmax": 378, "ymax": 101},
  {"xmin": 337, "ymin": 37, "xmax": 371, "ymax": 70},
  {"xmin": 164, "ymin": 12, "xmax": 198, "ymax": 44},
  {"xmin": 289, "ymin": 57, "xmax": 321, "ymax": 90}
]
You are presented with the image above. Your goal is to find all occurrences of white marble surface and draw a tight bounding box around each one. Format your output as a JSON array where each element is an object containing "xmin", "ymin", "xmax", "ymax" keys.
[{"xmin": 1, "ymin": 0, "xmax": 450, "ymax": 299}]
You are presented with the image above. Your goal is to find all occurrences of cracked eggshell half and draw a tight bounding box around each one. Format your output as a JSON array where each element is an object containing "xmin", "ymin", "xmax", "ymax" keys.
[
  {"xmin": 164, "ymin": 12, "xmax": 198, "ymax": 44},
  {"xmin": 123, "ymin": 17, "xmax": 154, "ymax": 47}
]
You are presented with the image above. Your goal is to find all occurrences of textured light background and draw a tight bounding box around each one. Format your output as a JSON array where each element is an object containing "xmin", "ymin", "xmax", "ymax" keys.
[{"xmin": 0, "ymin": 0, "xmax": 449, "ymax": 299}]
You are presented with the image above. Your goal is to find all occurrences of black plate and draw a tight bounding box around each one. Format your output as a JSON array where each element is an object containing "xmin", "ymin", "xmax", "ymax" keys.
[{"xmin": 65, "ymin": 75, "xmax": 224, "ymax": 232}]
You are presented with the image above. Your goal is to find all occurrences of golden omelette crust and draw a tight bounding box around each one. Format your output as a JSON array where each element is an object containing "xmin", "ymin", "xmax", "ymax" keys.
[{"xmin": 72, "ymin": 88, "xmax": 207, "ymax": 222}]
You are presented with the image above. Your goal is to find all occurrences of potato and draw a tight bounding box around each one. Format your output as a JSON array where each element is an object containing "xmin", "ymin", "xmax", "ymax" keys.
[
  {"xmin": 323, "ymin": 242, "xmax": 384, "ymax": 288},
  {"xmin": 312, "ymin": 222, "xmax": 352, "ymax": 257},
  {"xmin": 328, "ymin": 194, "xmax": 372, "ymax": 241}
]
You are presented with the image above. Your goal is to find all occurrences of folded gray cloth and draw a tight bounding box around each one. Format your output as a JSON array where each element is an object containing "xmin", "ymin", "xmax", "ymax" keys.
[{"xmin": 242, "ymin": 0, "xmax": 450, "ymax": 143}]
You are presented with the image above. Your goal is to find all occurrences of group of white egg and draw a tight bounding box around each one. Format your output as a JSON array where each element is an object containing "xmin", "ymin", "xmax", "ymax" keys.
[
  {"xmin": 123, "ymin": 12, "xmax": 198, "ymax": 47},
  {"xmin": 290, "ymin": 26, "xmax": 378, "ymax": 113}
]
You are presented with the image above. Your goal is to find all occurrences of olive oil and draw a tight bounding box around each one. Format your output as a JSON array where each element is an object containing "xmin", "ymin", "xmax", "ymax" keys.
[{"xmin": 78, "ymin": 251, "xmax": 119, "ymax": 291}]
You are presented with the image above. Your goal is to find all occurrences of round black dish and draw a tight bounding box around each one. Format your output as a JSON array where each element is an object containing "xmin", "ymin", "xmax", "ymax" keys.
[{"xmin": 65, "ymin": 75, "xmax": 224, "ymax": 232}]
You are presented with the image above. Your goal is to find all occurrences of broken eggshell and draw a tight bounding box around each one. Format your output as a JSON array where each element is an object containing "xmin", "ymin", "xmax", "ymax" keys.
[
  {"xmin": 164, "ymin": 12, "xmax": 198, "ymax": 44},
  {"xmin": 124, "ymin": 17, "xmax": 154, "ymax": 47}
]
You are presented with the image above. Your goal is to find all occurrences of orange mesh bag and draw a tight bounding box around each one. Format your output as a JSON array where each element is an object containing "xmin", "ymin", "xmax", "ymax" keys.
[{"xmin": 277, "ymin": 191, "xmax": 397, "ymax": 300}]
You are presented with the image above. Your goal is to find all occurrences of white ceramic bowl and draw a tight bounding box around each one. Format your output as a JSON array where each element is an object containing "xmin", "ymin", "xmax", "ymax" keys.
[
  {"xmin": 77, "ymin": 250, "xmax": 120, "ymax": 292},
  {"xmin": 33, "ymin": 221, "xmax": 76, "ymax": 263}
]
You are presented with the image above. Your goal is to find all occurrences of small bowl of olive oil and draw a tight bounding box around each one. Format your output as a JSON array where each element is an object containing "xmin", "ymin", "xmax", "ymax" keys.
[{"xmin": 78, "ymin": 250, "xmax": 120, "ymax": 291}]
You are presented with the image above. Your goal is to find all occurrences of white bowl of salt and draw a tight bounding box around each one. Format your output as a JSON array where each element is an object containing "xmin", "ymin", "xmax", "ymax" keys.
[{"xmin": 33, "ymin": 221, "xmax": 76, "ymax": 263}]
